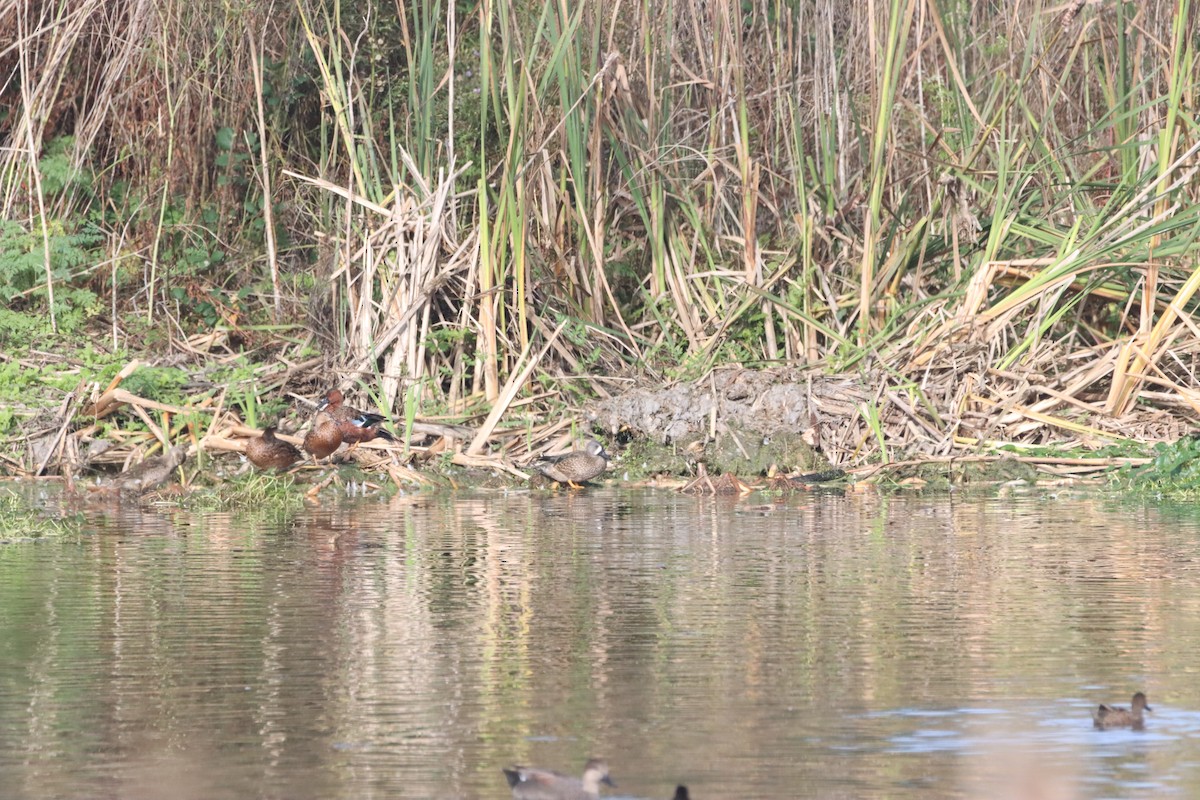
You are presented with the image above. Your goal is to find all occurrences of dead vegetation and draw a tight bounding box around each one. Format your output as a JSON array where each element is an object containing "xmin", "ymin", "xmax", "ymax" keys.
[{"xmin": 2, "ymin": 1, "xmax": 1200, "ymax": 487}]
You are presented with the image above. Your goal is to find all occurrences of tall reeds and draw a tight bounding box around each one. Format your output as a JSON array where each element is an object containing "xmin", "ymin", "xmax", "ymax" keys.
[{"xmin": 3, "ymin": 0, "xmax": 1200, "ymax": 449}]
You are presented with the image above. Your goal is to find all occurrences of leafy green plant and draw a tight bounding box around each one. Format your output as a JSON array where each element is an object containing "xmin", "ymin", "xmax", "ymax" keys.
[
  {"xmin": 0, "ymin": 219, "xmax": 101, "ymax": 303},
  {"xmin": 0, "ymin": 136, "xmax": 102, "ymax": 336},
  {"xmin": 0, "ymin": 307, "xmax": 48, "ymax": 342},
  {"xmin": 121, "ymin": 366, "xmax": 191, "ymax": 404},
  {"xmin": 1114, "ymin": 437, "xmax": 1200, "ymax": 497},
  {"xmin": 37, "ymin": 136, "xmax": 93, "ymax": 197}
]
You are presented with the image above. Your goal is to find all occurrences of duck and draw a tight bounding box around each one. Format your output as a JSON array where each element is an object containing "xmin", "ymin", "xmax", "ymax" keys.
[
  {"xmin": 1093, "ymin": 691, "xmax": 1151, "ymax": 729},
  {"xmin": 113, "ymin": 443, "xmax": 189, "ymax": 494},
  {"xmin": 302, "ymin": 409, "xmax": 344, "ymax": 461},
  {"xmin": 319, "ymin": 388, "xmax": 396, "ymax": 447},
  {"xmin": 502, "ymin": 758, "xmax": 615, "ymax": 800},
  {"xmin": 245, "ymin": 426, "xmax": 302, "ymax": 470},
  {"xmin": 531, "ymin": 438, "xmax": 610, "ymax": 488}
]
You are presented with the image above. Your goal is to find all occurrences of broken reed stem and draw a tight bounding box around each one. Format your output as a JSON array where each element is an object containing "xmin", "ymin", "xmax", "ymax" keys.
[
  {"xmin": 467, "ymin": 320, "xmax": 568, "ymax": 455},
  {"xmin": 853, "ymin": 454, "xmax": 1153, "ymax": 477},
  {"xmin": 16, "ymin": 0, "xmax": 56, "ymax": 333}
]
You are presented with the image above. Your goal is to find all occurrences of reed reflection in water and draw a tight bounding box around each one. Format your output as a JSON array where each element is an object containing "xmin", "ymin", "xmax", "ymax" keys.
[{"xmin": 2, "ymin": 490, "xmax": 1200, "ymax": 798}]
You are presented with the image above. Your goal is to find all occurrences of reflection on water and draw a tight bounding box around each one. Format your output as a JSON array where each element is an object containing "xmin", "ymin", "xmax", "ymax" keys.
[{"xmin": 3, "ymin": 490, "xmax": 1200, "ymax": 798}]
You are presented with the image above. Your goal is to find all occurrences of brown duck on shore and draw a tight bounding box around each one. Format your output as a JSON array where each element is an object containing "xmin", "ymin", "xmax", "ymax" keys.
[
  {"xmin": 1093, "ymin": 692, "xmax": 1151, "ymax": 729},
  {"xmin": 245, "ymin": 426, "xmax": 302, "ymax": 470},
  {"xmin": 319, "ymin": 389, "xmax": 395, "ymax": 447},
  {"xmin": 502, "ymin": 758, "xmax": 615, "ymax": 800},
  {"xmin": 530, "ymin": 439, "xmax": 610, "ymax": 488},
  {"xmin": 303, "ymin": 408, "xmax": 344, "ymax": 461},
  {"xmin": 113, "ymin": 443, "xmax": 189, "ymax": 494}
]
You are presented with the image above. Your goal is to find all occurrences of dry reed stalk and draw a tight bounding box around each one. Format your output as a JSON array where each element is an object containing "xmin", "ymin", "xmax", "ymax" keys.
[
  {"xmin": 378, "ymin": 462, "xmax": 434, "ymax": 488},
  {"xmin": 247, "ymin": 27, "xmax": 280, "ymax": 322},
  {"xmin": 127, "ymin": 403, "xmax": 168, "ymax": 448},
  {"xmin": 14, "ymin": 1, "xmax": 57, "ymax": 332},
  {"xmin": 2, "ymin": 0, "xmax": 1198, "ymax": 472},
  {"xmin": 202, "ymin": 422, "xmax": 305, "ymax": 452},
  {"xmin": 33, "ymin": 385, "xmax": 79, "ymax": 476},
  {"xmin": 477, "ymin": 181, "xmax": 500, "ymax": 403},
  {"xmin": 852, "ymin": 453, "xmax": 1152, "ymax": 481},
  {"xmin": 517, "ymin": 418, "xmax": 576, "ymax": 458},
  {"xmin": 967, "ymin": 392, "xmax": 1129, "ymax": 443},
  {"xmin": 88, "ymin": 388, "xmax": 211, "ymax": 420},
  {"xmin": 1105, "ymin": 3, "xmax": 1199, "ymax": 415},
  {"xmin": 466, "ymin": 320, "xmax": 568, "ymax": 456},
  {"xmin": 451, "ymin": 451, "xmax": 530, "ymax": 480},
  {"xmin": 196, "ymin": 436, "xmax": 246, "ymax": 455},
  {"xmin": 284, "ymin": 162, "xmax": 474, "ymax": 410},
  {"xmin": 304, "ymin": 471, "xmax": 337, "ymax": 502}
]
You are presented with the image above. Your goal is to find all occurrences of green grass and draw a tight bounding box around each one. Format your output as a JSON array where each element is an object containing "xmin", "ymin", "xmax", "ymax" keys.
[
  {"xmin": 0, "ymin": 492, "xmax": 83, "ymax": 542},
  {"xmin": 181, "ymin": 472, "xmax": 307, "ymax": 513}
]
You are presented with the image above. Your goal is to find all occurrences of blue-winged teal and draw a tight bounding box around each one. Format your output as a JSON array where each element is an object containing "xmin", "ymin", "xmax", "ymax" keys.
[
  {"xmin": 320, "ymin": 389, "xmax": 395, "ymax": 446},
  {"xmin": 246, "ymin": 426, "xmax": 302, "ymax": 470},
  {"xmin": 502, "ymin": 758, "xmax": 615, "ymax": 800},
  {"xmin": 1093, "ymin": 692, "xmax": 1151, "ymax": 729},
  {"xmin": 531, "ymin": 439, "xmax": 610, "ymax": 488}
]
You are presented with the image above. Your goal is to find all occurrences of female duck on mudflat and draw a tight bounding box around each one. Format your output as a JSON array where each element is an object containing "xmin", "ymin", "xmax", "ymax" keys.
[
  {"xmin": 502, "ymin": 758, "xmax": 615, "ymax": 800},
  {"xmin": 303, "ymin": 408, "xmax": 344, "ymax": 461},
  {"xmin": 246, "ymin": 426, "xmax": 302, "ymax": 470},
  {"xmin": 1093, "ymin": 691, "xmax": 1151, "ymax": 729},
  {"xmin": 531, "ymin": 438, "xmax": 610, "ymax": 488}
]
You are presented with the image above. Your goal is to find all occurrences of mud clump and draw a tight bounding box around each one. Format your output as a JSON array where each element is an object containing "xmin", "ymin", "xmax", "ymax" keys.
[{"xmin": 592, "ymin": 367, "xmax": 864, "ymax": 477}]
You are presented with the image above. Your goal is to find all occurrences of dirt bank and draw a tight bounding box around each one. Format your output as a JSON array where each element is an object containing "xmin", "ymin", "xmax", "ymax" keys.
[{"xmin": 589, "ymin": 366, "xmax": 862, "ymax": 477}]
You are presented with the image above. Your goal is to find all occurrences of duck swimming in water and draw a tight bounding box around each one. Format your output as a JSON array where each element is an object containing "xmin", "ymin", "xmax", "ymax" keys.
[
  {"xmin": 502, "ymin": 758, "xmax": 615, "ymax": 800},
  {"xmin": 1093, "ymin": 691, "xmax": 1151, "ymax": 729}
]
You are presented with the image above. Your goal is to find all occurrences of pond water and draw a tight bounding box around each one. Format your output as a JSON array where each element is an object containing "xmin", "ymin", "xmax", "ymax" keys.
[{"xmin": 3, "ymin": 487, "xmax": 1200, "ymax": 799}]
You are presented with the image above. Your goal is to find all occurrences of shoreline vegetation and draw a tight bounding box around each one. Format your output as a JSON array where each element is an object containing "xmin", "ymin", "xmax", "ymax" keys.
[{"xmin": 2, "ymin": 1, "xmax": 1200, "ymax": 497}]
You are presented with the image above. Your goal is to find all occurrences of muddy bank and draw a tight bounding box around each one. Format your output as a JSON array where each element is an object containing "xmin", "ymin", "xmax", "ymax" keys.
[
  {"xmin": 581, "ymin": 361, "xmax": 1184, "ymax": 490},
  {"xmin": 590, "ymin": 367, "xmax": 864, "ymax": 478},
  {"xmin": 2, "ymin": 352, "xmax": 1166, "ymax": 499}
]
